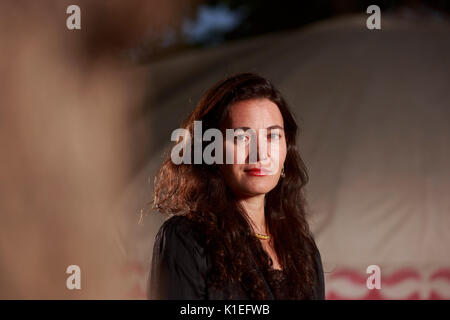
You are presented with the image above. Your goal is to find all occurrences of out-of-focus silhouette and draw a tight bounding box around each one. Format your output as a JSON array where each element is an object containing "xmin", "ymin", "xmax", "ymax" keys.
[{"xmin": 0, "ymin": 0, "xmax": 188, "ymax": 299}]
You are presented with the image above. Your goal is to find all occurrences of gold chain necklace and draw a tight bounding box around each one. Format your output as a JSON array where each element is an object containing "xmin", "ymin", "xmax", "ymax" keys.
[{"xmin": 254, "ymin": 225, "xmax": 271, "ymax": 240}]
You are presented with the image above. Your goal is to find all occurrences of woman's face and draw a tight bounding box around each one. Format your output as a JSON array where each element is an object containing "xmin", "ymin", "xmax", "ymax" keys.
[{"xmin": 219, "ymin": 98, "xmax": 287, "ymax": 198}]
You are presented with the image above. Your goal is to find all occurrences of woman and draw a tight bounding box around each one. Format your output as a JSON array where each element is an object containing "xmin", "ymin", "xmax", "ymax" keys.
[{"xmin": 148, "ymin": 72, "xmax": 325, "ymax": 300}]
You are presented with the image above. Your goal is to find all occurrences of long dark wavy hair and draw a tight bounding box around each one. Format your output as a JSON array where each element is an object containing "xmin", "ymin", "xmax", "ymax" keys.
[{"xmin": 152, "ymin": 72, "xmax": 318, "ymax": 299}]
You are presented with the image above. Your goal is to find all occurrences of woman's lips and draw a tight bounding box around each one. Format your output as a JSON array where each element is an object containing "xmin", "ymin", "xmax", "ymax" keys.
[{"xmin": 244, "ymin": 168, "xmax": 272, "ymax": 176}]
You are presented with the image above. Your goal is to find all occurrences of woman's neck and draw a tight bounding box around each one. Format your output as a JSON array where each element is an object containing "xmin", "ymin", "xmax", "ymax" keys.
[{"xmin": 238, "ymin": 194, "xmax": 267, "ymax": 234}]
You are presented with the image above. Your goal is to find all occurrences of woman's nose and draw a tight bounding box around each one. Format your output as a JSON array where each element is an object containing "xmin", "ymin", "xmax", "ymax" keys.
[{"xmin": 256, "ymin": 135, "xmax": 269, "ymax": 162}]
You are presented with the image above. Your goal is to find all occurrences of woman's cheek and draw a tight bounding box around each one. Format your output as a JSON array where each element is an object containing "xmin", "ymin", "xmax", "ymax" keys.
[
  {"xmin": 223, "ymin": 141, "xmax": 247, "ymax": 164},
  {"xmin": 269, "ymin": 141, "xmax": 281, "ymax": 174},
  {"xmin": 277, "ymin": 140, "xmax": 288, "ymax": 175},
  {"xmin": 234, "ymin": 143, "xmax": 248, "ymax": 164}
]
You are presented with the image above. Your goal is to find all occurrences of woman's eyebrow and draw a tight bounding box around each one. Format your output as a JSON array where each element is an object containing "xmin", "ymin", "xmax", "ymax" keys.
[
  {"xmin": 233, "ymin": 126, "xmax": 251, "ymax": 131},
  {"xmin": 266, "ymin": 125, "xmax": 284, "ymax": 131},
  {"xmin": 232, "ymin": 125, "xmax": 284, "ymax": 131}
]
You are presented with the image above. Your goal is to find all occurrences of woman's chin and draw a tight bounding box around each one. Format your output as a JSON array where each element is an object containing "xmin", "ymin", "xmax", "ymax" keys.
[{"xmin": 239, "ymin": 181, "xmax": 277, "ymax": 195}]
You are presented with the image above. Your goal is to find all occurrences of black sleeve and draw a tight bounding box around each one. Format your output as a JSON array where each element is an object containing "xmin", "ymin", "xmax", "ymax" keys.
[
  {"xmin": 312, "ymin": 244, "xmax": 326, "ymax": 300},
  {"xmin": 147, "ymin": 216, "xmax": 208, "ymax": 300}
]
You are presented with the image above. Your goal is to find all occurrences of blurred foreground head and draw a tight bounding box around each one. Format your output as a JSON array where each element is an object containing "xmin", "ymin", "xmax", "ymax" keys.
[{"xmin": 0, "ymin": 0, "xmax": 185, "ymax": 298}]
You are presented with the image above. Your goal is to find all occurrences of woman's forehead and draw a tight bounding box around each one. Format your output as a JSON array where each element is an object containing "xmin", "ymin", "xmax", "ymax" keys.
[{"xmin": 227, "ymin": 98, "xmax": 284, "ymax": 128}]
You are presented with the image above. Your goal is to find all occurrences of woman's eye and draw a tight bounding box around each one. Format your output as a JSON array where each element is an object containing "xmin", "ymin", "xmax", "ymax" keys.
[
  {"xmin": 269, "ymin": 133, "xmax": 281, "ymax": 140},
  {"xmin": 235, "ymin": 135, "xmax": 248, "ymax": 143}
]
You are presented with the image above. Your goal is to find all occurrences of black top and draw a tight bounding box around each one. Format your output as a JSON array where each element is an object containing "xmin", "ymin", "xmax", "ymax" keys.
[
  {"xmin": 148, "ymin": 215, "xmax": 325, "ymax": 300},
  {"xmin": 266, "ymin": 268, "xmax": 290, "ymax": 300}
]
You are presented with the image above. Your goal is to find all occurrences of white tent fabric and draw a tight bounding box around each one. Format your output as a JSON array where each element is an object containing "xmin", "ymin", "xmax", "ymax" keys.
[{"xmin": 120, "ymin": 13, "xmax": 450, "ymax": 299}]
